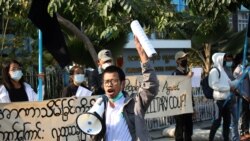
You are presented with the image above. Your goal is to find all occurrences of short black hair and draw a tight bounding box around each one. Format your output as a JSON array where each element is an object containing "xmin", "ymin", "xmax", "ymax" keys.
[
  {"xmin": 225, "ymin": 53, "xmax": 233, "ymax": 59},
  {"xmin": 102, "ymin": 65, "xmax": 125, "ymax": 81}
]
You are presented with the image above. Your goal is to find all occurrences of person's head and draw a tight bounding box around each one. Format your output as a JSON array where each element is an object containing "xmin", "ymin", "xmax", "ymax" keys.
[
  {"xmin": 175, "ymin": 51, "xmax": 188, "ymax": 68},
  {"xmin": 69, "ymin": 66, "xmax": 85, "ymax": 86},
  {"xmin": 102, "ymin": 65, "xmax": 125, "ymax": 98},
  {"xmin": 2, "ymin": 59, "xmax": 24, "ymax": 89},
  {"xmin": 223, "ymin": 53, "xmax": 234, "ymax": 68},
  {"xmin": 212, "ymin": 53, "xmax": 225, "ymax": 67},
  {"xmin": 97, "ymin": 49, "xmax": 113, "ymax": 71}
]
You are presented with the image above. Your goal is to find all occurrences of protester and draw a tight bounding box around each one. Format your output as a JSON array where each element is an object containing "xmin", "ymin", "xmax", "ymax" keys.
[
  {"xmin": 172, "ymin": 51, "xmax": 194, "ymax": 141},
  {"xmin": 62, "ymin": 65, "xmax": 92, "ymax": 97},
  {"xmin": 0, "ymin": 59, "xmax": 38, "ymax": 102},
  {"xmin": 87, "ymin": 49, "xmax": 114, "ymax": 95},
  {"xmin": 233, "ymin": 53, "xmax": 250, "ymax": 141},
  {"xmin": 89, "ymin": 36, "xmax": 159, "ymax": 141},
  {"xmin": 223, "ymin": 54, "xmax": 240, "ymax": 141},
  {"xmin": 208, "ymin": 53, "xmax": 235, "ymax": 141}
]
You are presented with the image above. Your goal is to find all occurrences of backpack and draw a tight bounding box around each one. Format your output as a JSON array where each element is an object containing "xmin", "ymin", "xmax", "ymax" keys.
[{"xmin": 201, "ymin": 67, "xmax": 220, "ymax": 99}]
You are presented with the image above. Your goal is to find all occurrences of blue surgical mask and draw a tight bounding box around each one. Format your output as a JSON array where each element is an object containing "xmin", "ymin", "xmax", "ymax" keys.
[
  {"xmin": 74, "ymin": 74, "xmax": 85, "ymax": 84},
  {"xmin": 10, "ymin": 70, "xmax": 23, "ymax": 81},
  {"xmin": 226, "ymin": 61, "xmax": 233, "ymax": 67}
]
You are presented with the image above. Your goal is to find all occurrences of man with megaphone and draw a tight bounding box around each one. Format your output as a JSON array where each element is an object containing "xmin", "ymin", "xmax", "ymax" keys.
[{"xmin": 77, "ymin": 36, "xmax": 159, "ymax": 141}]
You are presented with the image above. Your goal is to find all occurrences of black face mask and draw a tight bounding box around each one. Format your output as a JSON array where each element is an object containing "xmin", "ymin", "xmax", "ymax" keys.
[{"xmin": 180, "ymin": 59, "xmax": 188, "ymax": 67}]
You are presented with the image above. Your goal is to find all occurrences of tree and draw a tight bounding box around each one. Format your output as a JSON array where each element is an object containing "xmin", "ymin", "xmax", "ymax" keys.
[
  {"xmin": 156, "ymin": 0, "xmax": 250, "ymax": 74},
  {"xmin": 186, "ymin": 0, "xmax": 250, "ymax": 74},
  {"xmin": 0, "ymin": 0, "xmax": 39, "ymax": 67},
  {"xmin": 1, "ymin": 0, "xmax": 175, "ymax": 68}
]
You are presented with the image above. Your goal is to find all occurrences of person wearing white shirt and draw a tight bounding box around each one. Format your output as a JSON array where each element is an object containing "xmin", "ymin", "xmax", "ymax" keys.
[{"xmin": 90, "ymin": 36, "xmax": 159, "ymax": 141}]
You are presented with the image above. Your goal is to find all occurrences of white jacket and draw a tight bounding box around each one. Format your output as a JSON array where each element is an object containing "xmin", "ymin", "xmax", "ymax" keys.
[
  {"xmin": 0, "ymin": 82, "xmax": 37, "ymax": 103},
  {"xmin": 208, "ymin": 53, "xmax": 231, "ymax": 100}
]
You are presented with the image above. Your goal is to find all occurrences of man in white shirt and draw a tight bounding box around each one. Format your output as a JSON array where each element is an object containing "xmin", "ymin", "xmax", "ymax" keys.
[{"xmin": 90, "ymin": 36, "xmax": 159, "ymax": 141}]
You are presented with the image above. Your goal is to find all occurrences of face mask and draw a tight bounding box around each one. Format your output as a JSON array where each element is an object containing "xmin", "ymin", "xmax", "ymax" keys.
[
  {"xmin": 10, "ymin": 70, "xmax": 23, "ymax": 81},
  {"xmin": 102, "ymin": 62, "xmax": 112, "ymax": 70},
  {"xmin": 74, "ymin": 74, "xmax": 85, "ymax": 84},
  {"xmin": 226, "ymin": 61, "xmax": 233, "ymax": 67},
  {"xmin": 180, "ymin": 60, "xmax": 188, "ymax": 67}
]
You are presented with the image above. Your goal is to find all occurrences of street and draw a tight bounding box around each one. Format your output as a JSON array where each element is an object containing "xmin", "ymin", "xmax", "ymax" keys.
[{"xmin": 150, "ymin": 120, "xmax": 226, "ymax": 141}]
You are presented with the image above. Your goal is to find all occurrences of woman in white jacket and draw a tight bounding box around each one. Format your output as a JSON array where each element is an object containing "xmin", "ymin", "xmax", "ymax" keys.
[
  {"xmin": 0, "ymin": 59, "xmax": 37, "ymax": 103},
  {"xmin": 208, "ymin": 53, "xmax": 233, "ymax": 141}
]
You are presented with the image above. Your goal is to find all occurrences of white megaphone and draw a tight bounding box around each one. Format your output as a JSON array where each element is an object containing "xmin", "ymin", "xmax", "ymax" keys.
[{"xmin": 76, "ymin": 98, "xmax": 105, "ymax": 135}]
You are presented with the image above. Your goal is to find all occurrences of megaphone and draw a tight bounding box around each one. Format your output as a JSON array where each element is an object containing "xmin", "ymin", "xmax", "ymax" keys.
[{"xmin": 76, "ymin": 98, "xmax": 105, "ymax": 135}]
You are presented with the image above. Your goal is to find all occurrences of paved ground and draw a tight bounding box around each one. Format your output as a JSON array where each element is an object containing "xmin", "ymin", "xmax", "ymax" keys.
[{"xmin": 150, "ymin": 120, "xmax": 225, "ymax": 141}]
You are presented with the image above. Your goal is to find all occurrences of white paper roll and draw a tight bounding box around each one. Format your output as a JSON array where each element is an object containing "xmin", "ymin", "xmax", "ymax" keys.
[{"xmin": 130, "ymin": 20, "xmax": 157, "ymax": 58}]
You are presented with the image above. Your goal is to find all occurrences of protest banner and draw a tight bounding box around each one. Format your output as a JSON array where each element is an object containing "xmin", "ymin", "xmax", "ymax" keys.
[
  {"xmin": 0, "ymin": 96, "xmax": 97, "ymax": 140},
  {"xmin": 125, "ymin": 75, "xmax": 193, "ymax": 118},
  {"xmin": 0, "ymin": 75, "xmax": 192, "ymax": 140}
]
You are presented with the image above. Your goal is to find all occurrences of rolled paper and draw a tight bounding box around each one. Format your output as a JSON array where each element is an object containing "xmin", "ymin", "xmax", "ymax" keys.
[{"xmin": 130, "ymin": 20, "xmax": 157, "ymax": 58}]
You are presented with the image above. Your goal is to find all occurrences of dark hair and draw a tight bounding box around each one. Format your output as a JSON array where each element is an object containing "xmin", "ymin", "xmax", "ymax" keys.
[
  {"xmin": 102, "ymin": 65, "xmax": 125, "ymax": 81},
  {"xmin": 69, "ymin": 66, "xmax": 84, "ymax": 75},
  {"xmin": 225, "ymin": 53, "xmax": 233, "ymax": 59},
  {"xmin": 2, "ymin": 59, "xmax": 24, "ymax": 89},
  {"xmin": 68, "ymin": 66, "xmax": 84, "ymax": 83}
]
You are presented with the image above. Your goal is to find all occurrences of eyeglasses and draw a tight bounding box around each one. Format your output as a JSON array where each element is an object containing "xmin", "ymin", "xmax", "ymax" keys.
[{"xmin": 103, "ymin": 79, "xmax": 119, "ymax": 86}]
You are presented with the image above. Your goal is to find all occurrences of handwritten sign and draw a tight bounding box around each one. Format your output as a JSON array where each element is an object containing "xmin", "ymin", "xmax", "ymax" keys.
[
  {"xmin": 0, "ymin": 96, "xmax": 98, "ymax": 141},
  {"xmin": 0, "ymin": 75, "xmax": 193, "ymax": 140},
  {"xmin": 125, "ymin": 75, "xmax": 193, "ymax": 118}
]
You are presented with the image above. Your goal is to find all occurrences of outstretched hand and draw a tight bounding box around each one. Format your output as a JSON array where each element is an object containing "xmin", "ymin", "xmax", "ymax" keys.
[{"xmin": 134, "ymin": 36, "xmax": 148, "ymax": 63}]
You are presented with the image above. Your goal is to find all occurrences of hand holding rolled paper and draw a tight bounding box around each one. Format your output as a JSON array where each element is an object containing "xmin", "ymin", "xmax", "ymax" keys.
[
  {"xmin": 134, "ymin": 36, "xmax": 148, "ymax": 63},
  {"xmin": 130, "ymin": 20, "xmax": 157, "ymax": 58}
]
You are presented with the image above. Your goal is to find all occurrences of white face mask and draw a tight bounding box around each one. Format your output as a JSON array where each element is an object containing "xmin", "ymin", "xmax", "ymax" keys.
[
  {"xmin": 102, "ymin": 62, "xmax": 112, "ymax": 70},
  {"xmin": 10, "ymin": 70, "xmax": 23, "ymax": 81},
  {"xmin": 74, "ymin": 74, "xmax": 85, "ymax": 84}
]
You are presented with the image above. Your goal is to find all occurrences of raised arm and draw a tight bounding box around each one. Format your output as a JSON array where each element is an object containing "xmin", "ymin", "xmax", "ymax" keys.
[
  {"xmin": 134, "ymin": 36, "xmax": 159, "ymax": 111},
  {"xmin": 134, "ymin": 36, "xmax": 148, "ymax": 63}
]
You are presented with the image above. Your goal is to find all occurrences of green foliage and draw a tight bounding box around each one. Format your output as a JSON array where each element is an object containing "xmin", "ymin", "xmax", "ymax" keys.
[
  {"xmin": 185, "ymin": 0, "xmax": 250, "ymax": 17},
  {"xmin": 1, "ymin": 0, "xmax": 249, "ymax": 70},
  {"xmin": 47, "ymin": 0, "xmax": 173, "ymax": 42},
  {"xmin": 218, "ymin": 29, "xmax": 248, "ymax": 54},
  {"xmin": 44, "ymin": 0, "xmax": 176, "ymax": 66}
]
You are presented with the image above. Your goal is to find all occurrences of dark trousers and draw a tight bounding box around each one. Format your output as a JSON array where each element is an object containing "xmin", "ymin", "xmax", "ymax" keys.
[
  {"xmin": 240, "ymin": 99, "xmax": 250, "ymax": 134},
  {"xmin": 174, "ymin": 113, "xmax": 193, "ymax": 141},
  {"xmin": 209, "ymin": 100, "xmax": 231, "ymax": 141}
]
